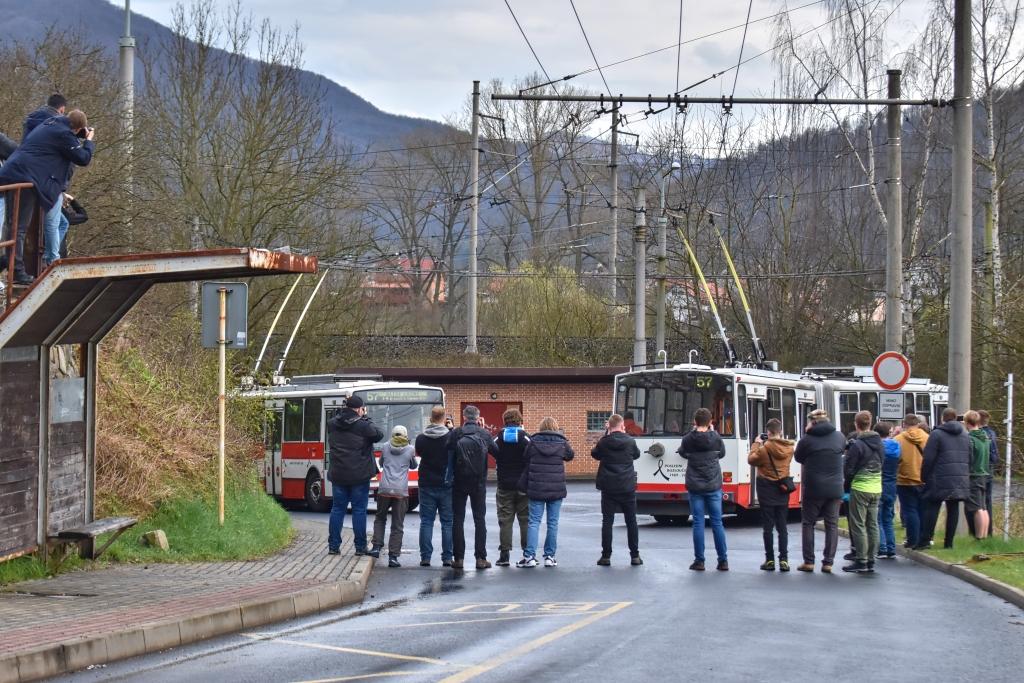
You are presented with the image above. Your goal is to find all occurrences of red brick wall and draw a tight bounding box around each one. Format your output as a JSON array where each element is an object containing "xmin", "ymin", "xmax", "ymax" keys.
[{"xmin": 440, "ymin": 382, "xmax": 613, "ymax": 477}]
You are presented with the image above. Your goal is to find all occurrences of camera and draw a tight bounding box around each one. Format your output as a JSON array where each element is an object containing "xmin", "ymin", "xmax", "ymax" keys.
[{"xmin": 759, "ymin": 433, "xmax": 769, "ymax": 442}]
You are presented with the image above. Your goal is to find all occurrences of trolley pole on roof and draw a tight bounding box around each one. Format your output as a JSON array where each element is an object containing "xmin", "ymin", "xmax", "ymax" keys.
[
  {"xmin": 948, "ymin": 0, "xmax": 973, "ymax": 411},
  {"xmin": 884, "ymin": 69, "xmax": 903, "ymax": 354},
  {"xmin": 633, "ymin": 188, "xmax": 647, "ymax": 367},
  {"xmin": 466, "ymin": 80, "xmax": 480, "ymax": 354}
]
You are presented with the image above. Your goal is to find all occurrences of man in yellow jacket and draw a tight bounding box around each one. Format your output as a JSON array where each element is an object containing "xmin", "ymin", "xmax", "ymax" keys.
[{"xmin": 895, "ymin": 414, "xmax": 929, "ymax": 548}]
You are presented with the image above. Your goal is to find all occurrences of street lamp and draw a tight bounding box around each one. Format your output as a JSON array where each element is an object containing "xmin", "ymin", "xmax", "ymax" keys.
[{"xmin": 655, "ymin": 161, "xmax": 681, "ymax": 356}]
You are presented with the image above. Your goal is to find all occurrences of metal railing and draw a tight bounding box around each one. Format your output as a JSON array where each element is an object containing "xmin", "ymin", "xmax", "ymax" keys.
[{"xmin": 0, "ymin": 182, "xmax": 42, "ymax": 310}]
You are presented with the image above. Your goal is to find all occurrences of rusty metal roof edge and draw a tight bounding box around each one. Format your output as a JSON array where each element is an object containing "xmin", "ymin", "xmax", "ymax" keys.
[{"xmin": 52, "ymin": 247, "xmax": 317, "ymax": 274}]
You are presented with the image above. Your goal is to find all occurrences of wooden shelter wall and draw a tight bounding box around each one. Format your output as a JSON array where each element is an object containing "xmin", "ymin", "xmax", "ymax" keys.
[{"xmin": 0, "ymin": 349, "xmax": 41, "ymax": 559}]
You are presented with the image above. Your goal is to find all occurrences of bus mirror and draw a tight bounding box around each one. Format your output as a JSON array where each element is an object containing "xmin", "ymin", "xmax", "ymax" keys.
[{"xmin": 646, "ymin": 442, "xmax": 665, "ymax": 458}]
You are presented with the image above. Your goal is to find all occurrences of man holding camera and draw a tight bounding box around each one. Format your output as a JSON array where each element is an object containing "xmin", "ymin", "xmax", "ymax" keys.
[
  {"xmin": 326, "ymin": 394, "xmax": 384, "ymax": 556},
  {"xmin": 748, "ymin": 418, "xmax": 795, "ymax": 571},
  {"xmin": 0, "ymin": 109, "xmax": 93, "ymax": 284}
]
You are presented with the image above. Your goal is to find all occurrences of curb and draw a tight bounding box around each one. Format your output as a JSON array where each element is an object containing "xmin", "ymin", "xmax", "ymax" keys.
[
  {"xmin": 816, "ymin": 521, "xmax": 1024, "ymax": 610},
  {"xmin": 1, "ymin": 556, "xmax": 374, "ymax": 683}
]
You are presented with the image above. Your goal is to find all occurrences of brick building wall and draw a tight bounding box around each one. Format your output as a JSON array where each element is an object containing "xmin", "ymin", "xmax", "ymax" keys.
[{"xmin": 441, "ymin": 382, "xmax": 614, "ymax": 477}]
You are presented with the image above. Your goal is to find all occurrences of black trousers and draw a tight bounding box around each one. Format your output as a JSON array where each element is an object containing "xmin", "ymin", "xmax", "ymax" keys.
[
  {"xmin": 920, "ymin": 499, "xmax": 961, "ymax": 548},
  {"xmin": 761, "ymin": 504, "xmax": 789, "ymax": 560},
  {"xmin": 0, "ymin": 189, "xmax": 34, "ymax": 276},
  {"xmin": 452, "ymin": 481, "xmax": 488, "ymax": 560},
  {"xmin": 600, "ymin": 491, "xmax": 639, "ymax": 556}
]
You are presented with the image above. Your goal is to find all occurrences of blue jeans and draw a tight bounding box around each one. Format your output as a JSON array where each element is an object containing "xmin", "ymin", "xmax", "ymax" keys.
[
  {"xmin": 525, "ymin": 498, "xmax": 562, "ymax": 559},
  {"xmin": 328, "ymin": 480, "xmax": 370, "ymax": 551},
  {"xmin": 897, "ymin": 485, "xmax": 923, "ymax": 548},
  {"xmin": 418, "ymin": 485, "xmax": 454, "ymax": 562},
  {"xmin": 878, "ymin": 494, "xmax": 897, "ymax": 554},
  {"xmin": 689, "ymin": 490, "xmax": 727, "ymax": 563},
  {"xmin": 43, "ymin": 198, "xmax": 67, "ymax": 267}
]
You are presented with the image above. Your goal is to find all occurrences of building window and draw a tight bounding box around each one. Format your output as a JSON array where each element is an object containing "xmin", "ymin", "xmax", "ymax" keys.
[{"xmin": 587, "ymin": 411, "xmax": 612, "ymax": 432}]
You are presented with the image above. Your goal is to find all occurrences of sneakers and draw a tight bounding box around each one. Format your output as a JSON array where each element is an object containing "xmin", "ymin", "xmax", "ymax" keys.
[
  {"xmin": 442, "ymin": 559, "xmax": 453, "ymax": 567},
  {"xmin": 354, "ymin": 546, "xmax": 371, "ymax": 556},
  {"xmin": 543, "ymin": 556, "xmax": 557, "ymax": 567},
  {"xmin": 878, "ymin": 551, "xmax": 897, "ymax": 559},
  {"xmin": 865, "ymin": 561, "xmax": 876, "ymax": 573},
  {"xmin": 327, "ymin": 548, "xmax": 340, "ymax": 556},
  {"xmin": 368, "ymin": 546, "xmax": 382, "ymax": 559},
  {"xmin": 779, "ymin": 559, "xmax": 790, "ymax": 572},
  {"xmin": 760, "ymin": 559, "xmax": 776, "ymax": 571},
  {"xmin": 843, "ymin": 551, "xmax": 857, "ymax": 561},
  {"xmin": 516, "ymin": 556, "xmax": 538, "ymax": 568},
  {"xmin": 496, "ymin": 550, "xmax": 511, "ymax": 567},
  {"xmin": 597, "ymin": 555, "xmax": 611, "ymax": 567},
  {"xmin": 420, "ymin": 559, "xmax": 431, "ymax": 567},
  {"xmin": 716, "ymin": 560, "xmax": 729, "ymax": 572},
  {"xmin": 476, "ymin": 558, "xmax": 492, "ymax": 570},
  {"xmin": 451, "ymin": 559, "xmax": 464, "ymax": 569},
  {"xmin": 689, "ymin": 560, "xmax": 705, "ymax": 571},
  {"xmin": 842, "ymin": 560, "xmax": 869, "ymax": 573},
  {"xmin": 796, "ymin": 562, "xmax": 815, "ymax": 572},
  {"xmin": 630, "ymin": 555, "xmax": 643, "ymax": 566},
  {"xmin": 388, "ymin": 557, "xmax": 401, "ymax": 568},
  {"xmin": 821, "ymin": 563, "xmax": 833, "ymax": 574}
]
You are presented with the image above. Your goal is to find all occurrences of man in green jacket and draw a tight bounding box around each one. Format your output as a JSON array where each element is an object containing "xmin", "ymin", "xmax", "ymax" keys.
[
  {"xmin": 843, "ymin": 411, "xmax": 884, "ymax": 573},
  {"xmin": 963, "ymin": 411, "xmax": 991, "ymax": 539}
]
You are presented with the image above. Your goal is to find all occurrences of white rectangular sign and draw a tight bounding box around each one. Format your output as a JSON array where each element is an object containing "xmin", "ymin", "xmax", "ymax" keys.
[{"xmin": 879, "ymin": 392, "xmax": 906, "ymax": 420}]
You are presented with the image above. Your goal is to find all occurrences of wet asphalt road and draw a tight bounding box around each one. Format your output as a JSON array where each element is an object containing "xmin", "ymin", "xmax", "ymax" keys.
[{"xmin": 63, "ymin": 483, "xmax": 1024, "ymax": 683}]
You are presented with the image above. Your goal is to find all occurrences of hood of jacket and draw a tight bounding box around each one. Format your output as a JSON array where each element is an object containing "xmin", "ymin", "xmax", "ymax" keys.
[
  {"xmin": 937, "ymin": 420, "xmax": 965, "ymax": 437},
  {"xmin": 969, "ymin": 428, "xmax": 989, "ymax": 449},
  {"xmin": 599, "ymin": 431, "xmax": 636, "ymax": 453},
  {"xmin": 334, "ymin": 408, "xmax": 362, "ymax": 429},
  {"xmin": 422, "ymin": 423, "xmax": 449, "ymax": 439},
  {"xmin": 855, "ymin": 430, "xmax": 884, "ymax": 452},
  {"xmin": 683, "ymin": 429, "xmax": 719, "ymax": 450},
  {"xmin": 530, "ymin": 430, "xmax": 568, "ymax": 455},
  {"xmin": 764, "ymin": 437, "xmax": 794, "ymax": 457},
  {"xmin": 807, "ymin": 421, "xmax": 837, "ymax": 438},
  {"xmin": 901, "ymin": 426, "xmax": 929, "ymax": 447},
  {"xmin": 883, "ymin": 438, "xmax": 901, "ymax": 459}
]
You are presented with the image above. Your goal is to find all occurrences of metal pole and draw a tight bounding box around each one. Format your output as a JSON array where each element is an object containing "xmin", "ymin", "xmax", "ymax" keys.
[
  {"xmin": 217, "ymin": 287, "xmax": 227, "ymax": 526},
  {"xmin": 885, "ymin": 69, "xmax": 903, "ymax": 353},
  {"xmin": 609, "ymin": 107, "xmax": 619, "ymax": 302},
  {"xmin": 633, "ymin": 188, "xmax": 647, "ymax": 367},
  {"xmin": 949, "ymin": 0, "xmax": 973, "ymax": 412},
  {"xmin": 1004, "ymin": 373, "xmax": 1014, "ymax": 542},
  {"xmin": 655, "ymin": 171, "xmax": 670, "ymax": 355},
  {"xmin": 118, "ymin": 1, "xmax": 135, "ymax": 222},
  {"xmin": 467, "ymin": 80, "xmax": 480, "ymax": 354}
]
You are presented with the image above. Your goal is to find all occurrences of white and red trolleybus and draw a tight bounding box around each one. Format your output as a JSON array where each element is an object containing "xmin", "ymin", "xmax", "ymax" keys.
[
  {"xmin": 615, "ymin": 363, "xmax": 947, "ymax": 523},
  {"xmin": 254, "ymin": 375, "xmax": 445, "ymax": 512}
]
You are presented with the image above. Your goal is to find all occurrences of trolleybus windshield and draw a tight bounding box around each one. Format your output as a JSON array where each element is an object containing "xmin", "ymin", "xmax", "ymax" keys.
[
  {"xmin": 351, "ymin": 388, "xmax": 444, "ymax": 441},
  {"xmin": 615, "ymin": 372, "xmax": 734, "ymax": 436}
]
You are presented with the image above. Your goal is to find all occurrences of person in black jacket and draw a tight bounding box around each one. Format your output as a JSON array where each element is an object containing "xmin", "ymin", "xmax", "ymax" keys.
[
  {"xmin": 415, "ymin": 406, "xmax": 454, "ymax": 567},
  {"xmin": 326, "ymin": 394, "xmax": 384, "ymax": 555},
  {"xmin": 518, "ymin": 416, "xmax": 575, "ymax": 568},
  {"xmin": 492, "ymin": 408, "xmax": 530, "ymax": 566},
  {"xmin": 793, "ymin": 408, "xmax": 846, "ymax": 573},
  {"xmin": 0, "ymin": 109, "xmax": 93, "ymax": 284},
  {"xmin": 22, "ymin": 94, "xmax": 66, "ymax": 139},
  {"xmin": 448, "ymin": 405, "xmax": 499, "ymax": 570},
  {"xmin": 919, "ymin": 407, "xmax": 971, "ymax": 549},
  {"xmin": 592, "ymin": 413, "xmax": 642, "ymax": 566},
  {"xmin": 678, "ymin": 407, "xmax": 728, "ymax": 571}
]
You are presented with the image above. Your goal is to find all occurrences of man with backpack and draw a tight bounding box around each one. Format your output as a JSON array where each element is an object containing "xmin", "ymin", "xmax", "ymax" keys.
[{"xmin": 448, "ymin": 405, "xmax": 498, "ymax": 569}]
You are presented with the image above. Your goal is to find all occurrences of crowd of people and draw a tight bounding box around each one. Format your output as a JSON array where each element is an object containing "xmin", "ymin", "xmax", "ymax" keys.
[
  {"xmin": 323, "ymin": 396, "xmax": 997, "ymax": 575},
  {"xmin": 0, "ymin": 93, "xmax": 93, "ymax": 286}
]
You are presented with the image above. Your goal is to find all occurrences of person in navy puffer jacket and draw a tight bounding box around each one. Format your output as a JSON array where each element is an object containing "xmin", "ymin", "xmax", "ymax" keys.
[
  {"xmin": 517, "ymin": 416, "xmax": 574, "ymax": 568},
  {"xmin": 875, "ymin": 421, "xmax": 902, "ymax": 558}
]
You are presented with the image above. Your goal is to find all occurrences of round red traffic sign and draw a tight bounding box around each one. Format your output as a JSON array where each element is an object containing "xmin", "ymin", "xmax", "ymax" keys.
[{"xmin": 872, "ymin": 351, "xmax": 911, "ymax": 391}]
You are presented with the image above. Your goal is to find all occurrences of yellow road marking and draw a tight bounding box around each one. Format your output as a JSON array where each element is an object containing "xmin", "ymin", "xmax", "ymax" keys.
[
  {"xmin": 438, "ymin": 601, "xmax": 633, "ymax": 683},
  {"xmin": 274, "ymin": 639, "xmax": 452, "ymax": 666},
  {"xmin": 452, "ymin": 603, "xmax": 522, "ymax": 613},
  {"xmin": 293, "ymin": 672, "xmax": 437, "ymax": 683}
]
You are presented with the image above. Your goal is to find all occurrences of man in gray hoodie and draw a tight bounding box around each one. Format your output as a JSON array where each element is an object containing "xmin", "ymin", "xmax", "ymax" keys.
[{"xmin": 371, "ymin": 425, "xmax": 418, "ymax": 567}]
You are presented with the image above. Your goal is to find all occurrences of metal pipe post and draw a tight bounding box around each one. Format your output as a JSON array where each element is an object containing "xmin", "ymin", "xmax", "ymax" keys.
[
  {"xmin": 633, "ymin": 188, "xmax": 647, "ymax": 367},
  {"xmin": 218, "ymin": 287, "xmax": 227, "ymax": 526},
  {"xmin": 119, "ymin": 1, "xmax": 135, "ymax": 217},
  {"xmin": 609, "ymin": 107, "xmax": 619, "ymax": 302},
  {"xmin": 885, "ymin": 69, "xmax": 903, "ymax": 353},
  {"xmin": 655, "ymin": 172, "xmax": 670, "ymax": 355},
  {"xmin": 949, "ymin": 0, "xmax": 973, "ymax": 411},
  {"xmin": 1005, "ymin": 373, "xmax": 1014, "ymax": 542},
  {"xmin": 466, "ymin": 80, "xmax": 480, "ymax": 354}
]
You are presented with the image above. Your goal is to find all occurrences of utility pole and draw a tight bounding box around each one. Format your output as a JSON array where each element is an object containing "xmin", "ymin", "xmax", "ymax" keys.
[
  {"xmin": 884, "ymin": 69, "xmax": 903, "ymax": 353},
  {"xmin": 609, "ymin": 106, "xmax": 619, "ymax": 303},
  {"xmin": 466, "ymin": 80, "xmax": 480, "ymax": 354},
  {"xmin": 656, "ymin": 162, "xmax": 679, "ymax": 355},
  {"xmin": 949, "ymin": 0, "xmax": 973, "ymax": 411},
  {"xmin": 119, "ymin": 1, "xmax": 135, "ymax": 224},
  {"xmin": 633, "ymin": 188, "xmax": 647, "ymax": 367}
]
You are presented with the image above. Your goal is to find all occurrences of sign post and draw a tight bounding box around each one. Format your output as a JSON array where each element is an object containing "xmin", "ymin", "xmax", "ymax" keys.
[
  {"xmin": 201, "ymin": 282, "xmax": 248, "ymax": 526},
  {"xmin": 872, "ymin": 351, "xmax": 911, "ymax": 392},
  {"xmin": 1005, "ymin": 373, "xmax": 1014, "ymax": 542}
]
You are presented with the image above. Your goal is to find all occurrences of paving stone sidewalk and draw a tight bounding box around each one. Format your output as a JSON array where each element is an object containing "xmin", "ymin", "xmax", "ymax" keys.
[{"xmin": 0, "ymin": 520, "xmax": 373, "ymax": 683}]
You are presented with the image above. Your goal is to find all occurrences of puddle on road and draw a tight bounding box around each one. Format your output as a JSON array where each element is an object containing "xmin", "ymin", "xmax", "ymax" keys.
[{"xmin": 418, "ymin": 575, "xmax": 466, "ymax": 596}]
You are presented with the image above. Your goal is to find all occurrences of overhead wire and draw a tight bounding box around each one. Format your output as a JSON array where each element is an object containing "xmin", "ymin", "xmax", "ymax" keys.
[{"xmin": 568, "ymin": 0, "xmax": 613, "ymax": 98}]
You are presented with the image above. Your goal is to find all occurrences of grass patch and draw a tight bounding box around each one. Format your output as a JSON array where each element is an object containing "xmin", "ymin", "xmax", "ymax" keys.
[
  {"xmin": 104, "ymin": 484, "xmax": 292, "ymax": 564},
  {"xmin": 0, "ymin": 556, "xmax": 49, "ymax": 586},
  {"xmin": 926, "ymin": 537, "xmax": 1024, "ymax": 590}
]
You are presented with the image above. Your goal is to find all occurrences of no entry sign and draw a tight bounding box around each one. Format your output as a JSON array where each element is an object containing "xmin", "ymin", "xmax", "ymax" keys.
[{"xmin": 872, "ymin": 351, "xmax": 911, "ymax": 391}]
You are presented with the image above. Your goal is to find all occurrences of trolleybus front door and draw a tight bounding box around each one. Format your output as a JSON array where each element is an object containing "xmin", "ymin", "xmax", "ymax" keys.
[{"xmin": 265, "ymin": 409, "xmax": 283, "ymax": 495}]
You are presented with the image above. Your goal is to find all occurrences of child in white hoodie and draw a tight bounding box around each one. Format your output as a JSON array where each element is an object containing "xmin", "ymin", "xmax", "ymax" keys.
[{"xmin": 370, "ymin": 425, "xmax": 417, "ymax": 567}]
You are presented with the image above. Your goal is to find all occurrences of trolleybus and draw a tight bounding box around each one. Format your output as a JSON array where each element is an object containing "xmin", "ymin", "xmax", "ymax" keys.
[
  {"xmin": 255, "ymin": 374, "xmax": 445, "ymax": 512},
  {"xmin": 615, "ymin": 363, "xmax": 947, "ymax": 523}
]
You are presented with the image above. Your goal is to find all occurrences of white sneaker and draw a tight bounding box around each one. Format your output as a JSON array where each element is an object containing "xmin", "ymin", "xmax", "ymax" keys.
[
  {"xmin": 516, "ymin": 556, "xmax": 538, "ymax": 568},
  {"xmin": 543, "ymin": 556, "xmax": 557, "ymax": 567}
]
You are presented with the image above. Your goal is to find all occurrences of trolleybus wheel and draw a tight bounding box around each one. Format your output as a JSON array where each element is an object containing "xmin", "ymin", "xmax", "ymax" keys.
[{"xmin": 304, "ymin": 471, "xmax": 331, "ymax": 513}]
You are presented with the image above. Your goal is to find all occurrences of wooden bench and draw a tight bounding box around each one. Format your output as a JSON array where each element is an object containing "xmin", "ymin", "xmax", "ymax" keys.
[{"xmin": 49, "ymin": 517, "xmax": 138, "ymax": 561}]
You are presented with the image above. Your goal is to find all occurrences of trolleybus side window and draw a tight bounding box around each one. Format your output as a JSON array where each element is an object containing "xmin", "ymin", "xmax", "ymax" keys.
[
  {"xmin": 283, "ymin": 399, "xmax": 304, "ymax": 442},
  {"xmin": 264, "ymin": 411, "xmax": 283, "ymax": 450},
  {"xmin": 915, "ymin": 393, "xmax": 931, "ymax": 425},
  {"xmin": 767, "ymin": 388, "xmax": 783, "ymax": 428},
  {"xmin": 737, "ymin": 384, "xmax": 747, "ymax": 439},
  {"xmin": 859, "ymin": 392, "xmax": 878, "ymax": 426},
  {"xmin": 303, "ymin": 398, "xmax": 322, "ymax": 442},
  {"xmin": 782, "ymin": 389, "xmax": 797, "ymax": 439},
  {"xmin": 839, "ymin": 392, "xmax": 858, "ymax": 436}
]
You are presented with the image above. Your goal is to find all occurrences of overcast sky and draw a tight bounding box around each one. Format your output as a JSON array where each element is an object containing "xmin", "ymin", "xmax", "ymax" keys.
[{"xmin": 127, "ymin": 0, "xmax": 931, "ymax": 124}]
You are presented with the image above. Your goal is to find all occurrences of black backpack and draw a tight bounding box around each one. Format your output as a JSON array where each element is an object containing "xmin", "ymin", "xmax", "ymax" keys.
[{"xmin": 455, "ymin": 431, "xmax": 487, "ymax": 483}]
